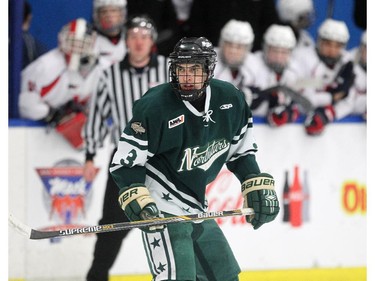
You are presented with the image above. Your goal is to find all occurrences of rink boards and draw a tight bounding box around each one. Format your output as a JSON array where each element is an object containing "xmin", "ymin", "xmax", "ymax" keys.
[{"xmin": 8, "ymin": 120, "xmax": 367, "ymax": 280}]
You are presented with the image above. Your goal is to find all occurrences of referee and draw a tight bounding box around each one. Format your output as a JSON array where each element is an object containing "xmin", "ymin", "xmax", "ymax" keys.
[{"xmin": 83, "ymin": 15, "xmax": 169, "ymax": 281}]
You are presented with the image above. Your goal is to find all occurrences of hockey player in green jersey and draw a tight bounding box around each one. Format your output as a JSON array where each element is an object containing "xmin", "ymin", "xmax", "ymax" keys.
[{"xmin": 110, "ymin": 37, "xmax": 279, "ymax": 281}]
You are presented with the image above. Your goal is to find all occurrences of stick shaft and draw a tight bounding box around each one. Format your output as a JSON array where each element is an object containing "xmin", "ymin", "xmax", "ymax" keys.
[
  {"xmin": 10, "ymin": 208, "xmax": 254, "ymax": 240},
  {"xmin": 260, "ymin": 85, "xmax": 313, "ymax": 113}
]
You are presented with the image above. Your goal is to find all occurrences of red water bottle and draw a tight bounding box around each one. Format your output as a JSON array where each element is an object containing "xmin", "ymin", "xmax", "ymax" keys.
[{"xmin": 289, "ymin": 165, "xmax": 303, "ymax": 227}]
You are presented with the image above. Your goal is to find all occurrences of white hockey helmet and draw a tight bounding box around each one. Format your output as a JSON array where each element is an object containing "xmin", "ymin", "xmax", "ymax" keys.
[
  {"xmin": 218, "ymin": 20, "xmax": 254, "ymax": 69},
  {"xmin": 318, "ymin": 19, "xmax": 350, "ymax": 44},
  {"xmin": 58, "ymin": 18, "xmax": 98, "ymax": 73},
  {"xmin": 263, "ymin": 25, "xmax": 296, "ymax": 73},
  {"xmin": 93, "ymin": 0, "xmax": 126, "ymax": 9},
  {"xmin": 220, "ymin": 19, "xmax": 254, "ymax": 46},
  {"xmin": 93, "ymin": 0, "xmax": 127, "ymax": 36},
  {"xmin": 263, "ymin": 24, "xmax": 296, "ymax": 49},
  {"xmin": 277, "ymin": 0, "xmax": 314, "ymax": 25}
]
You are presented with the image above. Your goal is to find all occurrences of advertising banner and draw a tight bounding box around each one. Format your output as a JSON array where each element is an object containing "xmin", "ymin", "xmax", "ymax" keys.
[{"xmin": 8, "ymin": 122, "xmax": 366, "ymax": 279}]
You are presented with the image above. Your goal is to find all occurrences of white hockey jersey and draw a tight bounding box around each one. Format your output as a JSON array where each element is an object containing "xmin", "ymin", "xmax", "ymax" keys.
[
  {"xmin": 19, "ymin": 48, "xmax": 101, "ymax": 120},
  {"xmin": 213, "ymin": 48, "xmax": 254, "ymax": 91},
  {"xmin": 334, "ymin": 56, "xmax": 366, "ymax": 119},
  {"xmin": 297, "ymin": 47, "xmax": 356, "ymax": 118},
  {"xmin": 292, "ymin": 30, "xmax": 315, "ymax": 63},
  {"xmin": 94, "ymin": 33, "xmax": 126, "ymax": 68},
  {"xmin": 351, "ymin": 63, "xmax": 366, "ymax": 116},
  {"xmin": 241, "ymin": 50, "xmax": 304, "ymax": 117}
]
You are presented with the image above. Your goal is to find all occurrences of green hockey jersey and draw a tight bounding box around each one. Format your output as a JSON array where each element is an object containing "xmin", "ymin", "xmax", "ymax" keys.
[{"xmin": 110, "ymin": 79, "xmax": 260, "ymax": 215}]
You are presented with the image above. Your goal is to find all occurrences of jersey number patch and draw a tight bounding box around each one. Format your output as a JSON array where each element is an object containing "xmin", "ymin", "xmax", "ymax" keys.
[{"xmin": 120, "ymin": 149, "xmax": 137, "ymax": 166}]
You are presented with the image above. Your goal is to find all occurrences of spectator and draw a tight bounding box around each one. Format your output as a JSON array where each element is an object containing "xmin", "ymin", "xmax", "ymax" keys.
[
  {"xmin": 186, "ymin": 0, "xmax": 280, "ymax": 51},
  {"xmin": 18, "ymin": 18, "xmax": 100, "ymax": 149},
  {"xmin": 22, "ymin": 1, "xmax": 47, "ymax": 69},
  {"xmin": 92, "ymin": 0, "xmax": 127, "ymax": 68},
  {"xmin": 241, "ymin": 24, "xmax": 303, "ymax": 127},
  {"xmin": 127, "ymin": 0, "xmax": 179, "ymax": 56},
  {"xmin": 302, "ymin": 19, "xmax": 355, "ymax": 135},
  {"xmin": 83, "ymin": 15, "xmax": 169, "ymax": 281},
  {"xmin": 214, "ymin": 19, "xmax": 255, "ymax": 104}
]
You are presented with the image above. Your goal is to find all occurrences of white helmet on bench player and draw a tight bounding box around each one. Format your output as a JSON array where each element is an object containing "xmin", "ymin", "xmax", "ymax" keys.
[
  {"xmin": 219, "ymin": 19, "xmax": 254, "ymax": 68},
  {"xmin": 93, "ymin": 0, "xmax": 126, "ymax": 36},
  {"xmin": 317, "ymin": 19, "xmax": 349, "ymax": 66},
  {"xmin": 318, "ymin": 19, "xmax": 349, "ymax": 44},
  {"xmin": 263, "ymin": 24, "xmax": 296, "ymax": 74},
  {"xmin": 220, "ymin": 19, "xmax": 254, "ymax": 46},
  {"xmin": 264, "ymin": 24, "xmax": 296, "ymax": 49}
]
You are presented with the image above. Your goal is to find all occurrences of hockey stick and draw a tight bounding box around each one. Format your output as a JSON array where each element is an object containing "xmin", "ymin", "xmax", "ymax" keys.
[
  {"xmin": 278, "ymin": 85, "xmax": 314, "ymax": 113},
  {"xmin": 326, "ymin": 0, "xmax": 335, "ymax": 18},
  {"xmin": 9, "ymin": 208, "xmax": 254, "ymax": 240},
  {"xmin": 259, "ymin": 85, "xmax": 314, "ymax": 113}
]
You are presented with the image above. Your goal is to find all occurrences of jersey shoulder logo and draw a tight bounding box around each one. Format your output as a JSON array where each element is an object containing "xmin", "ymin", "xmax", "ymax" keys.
[
  {"xmin": 168, "ymin": 114, "xmax": 185, "ymax": 129},
  {"xmin": 131, "ymin": 122, "xmax": 146, "ymax": 134},
  {"xmin": 220, "ymin": 103, "xmax": 233, "ymax": 110}
]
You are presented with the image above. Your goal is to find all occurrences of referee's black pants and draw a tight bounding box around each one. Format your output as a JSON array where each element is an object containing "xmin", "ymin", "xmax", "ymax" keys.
[{"xmin": 86, "ymin": 149, "xmax": 131, "ymax": 281}]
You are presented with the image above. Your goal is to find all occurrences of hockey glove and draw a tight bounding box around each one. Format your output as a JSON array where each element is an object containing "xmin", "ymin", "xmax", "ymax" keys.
[
  {"xmin": 118, "ymin": 184, "xmax": 165, "ymax": 233},
  {"xmin": 241, "ymin": 173, "xmax": 279, "ymax": 230},
  {"xmin": 44, "ymin": 107, "xmax": 66, "ymax": 127},
  {"xmin": 304, "ymin": 105, "xmax": 335, "ymax": 136},
  {"xmin": 248, "ymin": 86, "xmax": 280, "ymax": 110},
  {"xmin": 267, "ymin": 104, "xmax": 299, "ymax": 127},
  {"xmin": 44, "ymin": 100, "xmax": 85, "ymax": 127},
  {"xmin": 327, "ymin": 61, "xmax": 355, "ymax": 103},
  {"xmin": 248, "ymin": 86, "xmax": 270, "ymax": 110}
]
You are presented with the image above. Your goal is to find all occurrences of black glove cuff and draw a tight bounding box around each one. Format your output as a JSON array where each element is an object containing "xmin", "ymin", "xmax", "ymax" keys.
[{"xmin": 85, "ymin": 153, "xmax": 95, "ymax": 162}]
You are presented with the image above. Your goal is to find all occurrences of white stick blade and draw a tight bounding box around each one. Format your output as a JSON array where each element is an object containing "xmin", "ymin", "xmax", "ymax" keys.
[{"xmin": 8, "ymin": 213, "xmax": 32, "ymax": 238}]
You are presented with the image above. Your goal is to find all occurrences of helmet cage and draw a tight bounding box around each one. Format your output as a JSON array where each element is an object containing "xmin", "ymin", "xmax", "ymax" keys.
[
  {"xmin": 59, "ymin": 32, "xmax": 96, "ymax": 57},
  {"xmin": 263, "ymin": 46, "xmax": 289, "ymax": 74},
  {"xmin": 169, "ymin": 38, "xmax": 217, "ymax": 102},
  {"xmin": 169, "ymin": 58, "xmax": 214, "ymax": 101},
  {"xmin": 262, "ymin": 25, "xmax": 295, "ymax": 74},
  {"xmin": 58, "ymin": 19, "xmax": 98, "ymax": 75}
]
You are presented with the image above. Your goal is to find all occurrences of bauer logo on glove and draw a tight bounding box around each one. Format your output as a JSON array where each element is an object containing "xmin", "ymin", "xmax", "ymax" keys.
[
  {"xmin": 241, "ymin": 173, "xmax": 280, "ymax": 230},
  {"xmin": 118, "ymin": 184, "xmax": 166, "ymax": 233},
  {"xmin": 241, "ymin": 175, "xmax": 275, "ymax": 192}
]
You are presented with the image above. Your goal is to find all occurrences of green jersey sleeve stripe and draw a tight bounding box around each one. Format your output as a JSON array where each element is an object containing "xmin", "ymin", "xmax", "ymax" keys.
[
  {"xmin": 120, "ymin": 132, "xmax": 148, "ymax": 146},
  {"xmin": 227, "ymin": 150, "xmax": 256, "ymax": 163}
]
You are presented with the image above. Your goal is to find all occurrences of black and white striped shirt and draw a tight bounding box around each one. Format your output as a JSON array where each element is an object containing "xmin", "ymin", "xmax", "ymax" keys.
[{"xmin": 84, "ymin": 53, "xmax": 169, "ymax": 159}]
